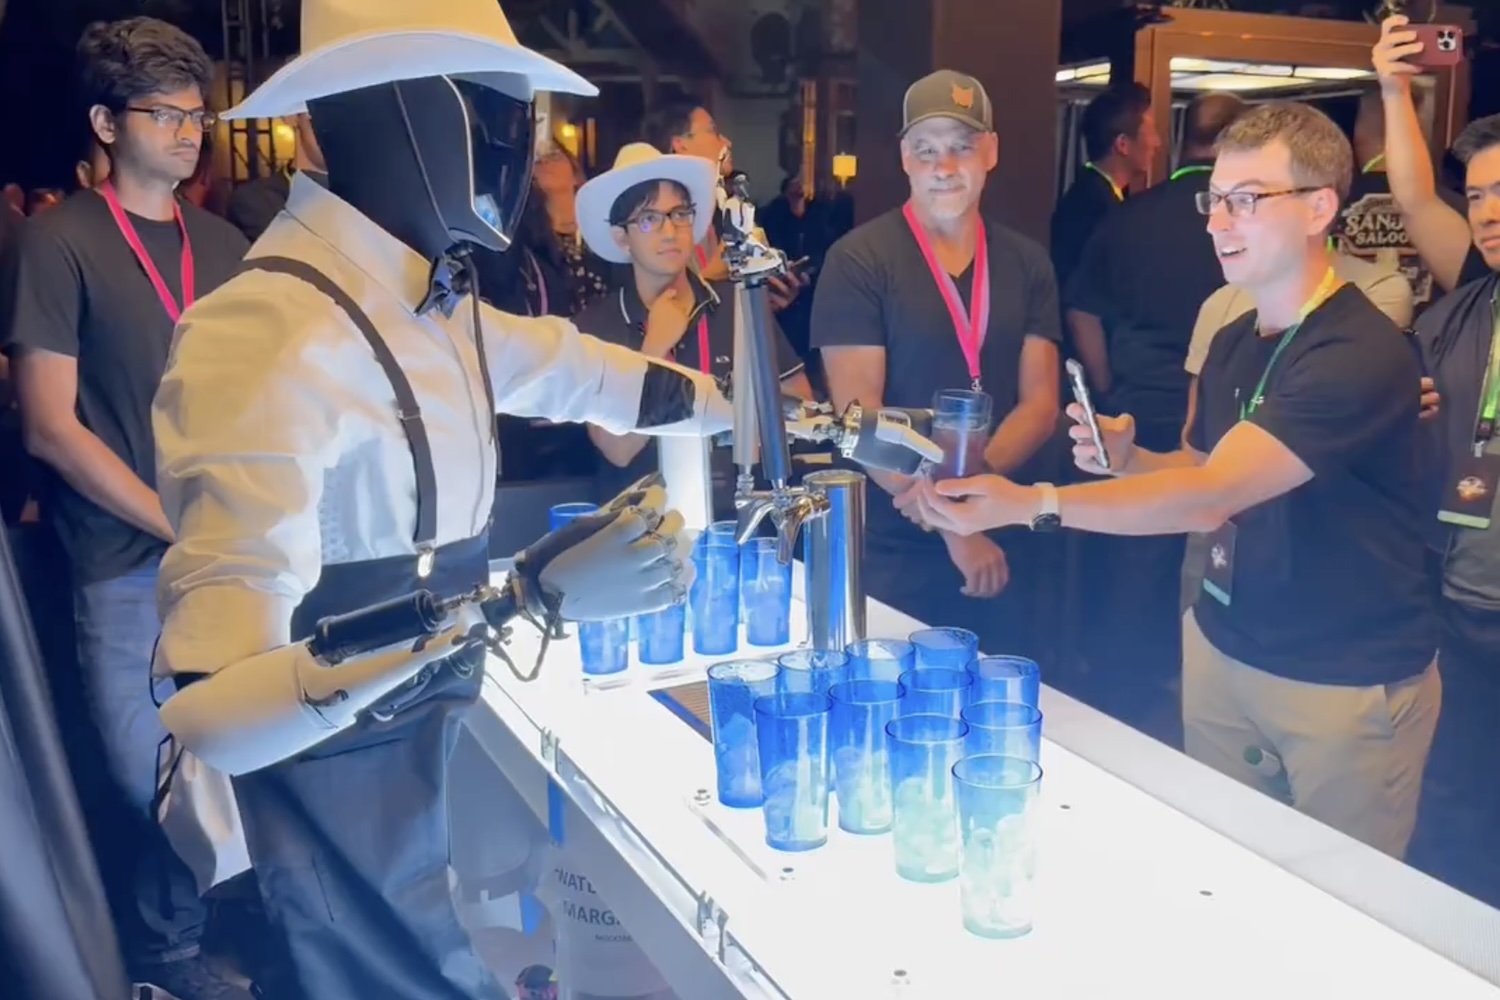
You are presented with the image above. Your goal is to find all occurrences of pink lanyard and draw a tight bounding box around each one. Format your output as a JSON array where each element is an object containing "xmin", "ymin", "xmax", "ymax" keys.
[
  {"xmin": 902, "ymin": 202, "xmax": 990, "ymax": 391},
  {"xmin": 100, "ymin": 182, "xmax": 195, "ymax": 322}
]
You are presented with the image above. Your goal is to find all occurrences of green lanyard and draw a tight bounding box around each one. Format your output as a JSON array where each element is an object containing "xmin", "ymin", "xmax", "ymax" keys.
[
  {"xmin": 1169, "ymin": 164, "xmax": 1212, "ymax": 181},
  {"xmin": 1472, "ymin": 294, "xmax": 1500, "ymax": 452},
  {"xmin": 1084, "ymin": 162, "xmax": 1124, "ymax": 201},
  {"xmin": 1239, "ymin": 269, "xmax": 1340, "ymax": 421}
]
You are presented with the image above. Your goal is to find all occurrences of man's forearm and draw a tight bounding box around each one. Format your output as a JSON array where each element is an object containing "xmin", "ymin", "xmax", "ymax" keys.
[
  {"xmin": 1055, "ymin": 466, "xmax": 1226, "ymax": 536},
  {"xmin": 1381, "ymin": 81, "xmax": 1436, "ymax": 209},
  {"xmin": 26, "ymin": 423, "xmax": 173, "ymax": 540},
  {"xmin": 1118, "ymin": 445, "xmax": 1203, "ymax": 477},
  {"xmin": 587, "ymin": 424, "xmax": 650, "ymax": 468},
  {"xmin": 984, "ymin": 400, "xmax": 1056, "ymax": 476}
]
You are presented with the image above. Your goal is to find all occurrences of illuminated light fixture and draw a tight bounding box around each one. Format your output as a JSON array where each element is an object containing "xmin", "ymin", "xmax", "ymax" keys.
[
  {"xmin": 832, "ymin": 152, "xmax": 857, "ymax": 186},
  {"xmin": 555, "ymin": 121, "xmax": 581, "ymax": 158},
  {"xmin": 1056, "ymin": 57, "xmax": 1374, "ymax": 92}
]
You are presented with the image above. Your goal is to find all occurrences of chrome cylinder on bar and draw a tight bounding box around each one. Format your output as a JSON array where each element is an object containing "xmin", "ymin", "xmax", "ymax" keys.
[
  {"xmin": 802, "ymin": 469, "xmax": 866, "ymax": 651},
  {"xmin": 730, "ymin": 284, "xmax": 760, "ymax": 476}
]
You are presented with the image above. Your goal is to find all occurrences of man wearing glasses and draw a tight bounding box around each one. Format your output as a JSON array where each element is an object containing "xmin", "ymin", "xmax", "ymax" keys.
[
  {"xmin": 2, "ymin": 18, "xmax": 249, "ymax": 999},
  {"xmin": 574, "ymin": 143, "xmax": 811, "ymax": 519},
  {"xmin": 898, "ymin": 103, "xmax": 1439, "ymax": 859}
]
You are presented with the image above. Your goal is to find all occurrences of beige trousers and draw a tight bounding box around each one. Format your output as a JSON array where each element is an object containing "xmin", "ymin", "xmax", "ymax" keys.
[{"xmin": 1181, "ymin": 609, "xmax": 1441, "ymax": 859}]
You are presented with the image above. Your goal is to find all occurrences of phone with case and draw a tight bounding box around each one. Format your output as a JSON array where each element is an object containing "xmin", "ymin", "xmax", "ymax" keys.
[{"xmin": 1408, "ymin": 25, "xmax": 1465, "ymax": 68}]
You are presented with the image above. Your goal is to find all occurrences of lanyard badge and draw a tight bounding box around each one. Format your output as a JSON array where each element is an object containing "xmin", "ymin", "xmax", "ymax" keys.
[
  {"xmin": 100, "ymin": 182, "xmax": 196, "ymax": 323},
  {"xmin": 902, "ymin": 203, "xmax": 991, "ymax": 393}
]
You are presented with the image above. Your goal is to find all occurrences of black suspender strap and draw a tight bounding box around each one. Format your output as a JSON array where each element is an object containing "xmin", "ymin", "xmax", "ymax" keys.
[
  {"xmin": 236, "ymin": 256, "xmax": 439, "ymax": 550},
  {"xmin": 464, "ymin": 262, "xmax": 498, "ymax": 441}
]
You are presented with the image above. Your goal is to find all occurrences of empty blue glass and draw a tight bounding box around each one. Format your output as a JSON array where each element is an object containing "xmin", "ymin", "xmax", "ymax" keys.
[
  {"xmin": 707, "ymin": 660, "xmax": 780, "ymax": 808},
  {"xmin": 845, "ymin": 638, "xmax": 916, "ymax": 684},
  {"xmin": 909, "ymin": 627, "xmax": 980, "ymax": 670},
  {"xmin": 886, "ymin": 714, "xmax": 968, "ymax": 883},
  {"xmin": 961, "ymin": 701, "xmax": 1043, "ymax": 762},
  {"xmin": 551, "ymin": 502, "xmax": 630, "ymax": 675},
  {"xmin": 828, "ymin": 680, "xmax": 904, "ymax": 835},
  {"xmin": 692, "ymin": 527, "xmax": 740, "ymax": 656},
  {"xmin": 754, "ymin": 693, "xmax": 833, "ymax": 852},
  {"xmin": 970, "ymin": 656, "xmax": 1041, "ymax": 708},
  {"xmin": 777, "ymin": 649, "xmax": 851, "ymax": 697},
  {"xmin": 636, "ymin": 603, "xmax": 687, "ymax": 665},
  {"xmin": 742, "ymin": 537, "xmax": 793, "ymax": 647},
  {"xmin": 899, "ymin": 667, "xmax": 973, "ymax": 718},
  {"xmin": 954, "ymin": 755, "xmax": 1043, "ymax": 939}
]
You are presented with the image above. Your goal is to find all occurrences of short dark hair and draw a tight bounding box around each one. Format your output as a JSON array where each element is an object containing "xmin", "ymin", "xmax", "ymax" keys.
[
  {"xmin": 77, "ymin": 17, "xmax": 213, "ymax": 113},
  {"xmin": 640, "ymin": 98, "xmax": 706, "ymax": 154},
  {"xmin": 1081, "ymin": 83, "xmax": 1152, "ymax": 162},
  {"xmin": 608, "ymin": 178, "xmax": 692, "ymax": 227},
  {"xmin": 1454, "ymin": 114, "xmax": 1500, "ymax": 166},
  {"xmin": 1182, "ymin": 93, "xmax": 1247, "ymax": 153}
]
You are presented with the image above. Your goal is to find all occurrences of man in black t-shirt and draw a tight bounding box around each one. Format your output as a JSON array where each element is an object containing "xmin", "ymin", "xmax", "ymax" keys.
[
  {"xmin": 1050, "ymin": 84, "xmax": 1159, "ymax": 290},
  {"xmin": 2, "ymin": 20, "xmax": 250, "ymax": 998},
  {"xmin": 901, "ymin": 103, "xmax": 1439, "ymax": 859},
  {"xmin": 573, "ymin": 143, "xmax": 810, "ymax": 518},
  {"xmin": 812, "ymin": 70, "xmax": 1061, "ymax": 655}
]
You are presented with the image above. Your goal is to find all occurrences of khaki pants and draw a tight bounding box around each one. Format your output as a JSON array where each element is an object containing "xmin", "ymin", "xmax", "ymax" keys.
[{"xmin": 1181, "ymin": 609, "xmax": 1440, "ymax": 859}]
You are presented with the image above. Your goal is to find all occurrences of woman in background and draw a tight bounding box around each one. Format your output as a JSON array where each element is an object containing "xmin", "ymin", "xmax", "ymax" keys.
[{"xmin": 535, "ymin": 144, "xmax": 614, "ymax": 313}]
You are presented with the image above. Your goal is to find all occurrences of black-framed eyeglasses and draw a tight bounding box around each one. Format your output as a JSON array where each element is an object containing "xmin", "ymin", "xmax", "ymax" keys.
[
  {"xmin": 126, "ymin": 106, "xmax": 217, "ymax": 132},
  {"xmin": 1195, "ymin": 187, "xmax": 1323, "ymax": 218},
  {"xmin": 626, "ymin": 205, "xmax": 697, "ymax": 233}
]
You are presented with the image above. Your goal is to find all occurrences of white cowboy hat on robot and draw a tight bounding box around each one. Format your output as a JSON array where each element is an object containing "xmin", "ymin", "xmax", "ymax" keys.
[
  {"xmin": 224, "ymin": 0, "xmax": 597, "ymax": 121},
  {"xmin": 575, "ymin": 143, "xmax": 719, "ymax": 264}
]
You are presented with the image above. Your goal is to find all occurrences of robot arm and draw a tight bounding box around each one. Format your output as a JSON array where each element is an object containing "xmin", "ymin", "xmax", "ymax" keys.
[
  {"xmin": 160, "ymin": 477, "xmax": 691, "ymax": 775},
  {"xmin": 784, "ymin": 398, "xmax": 945, "ymax": 476}
]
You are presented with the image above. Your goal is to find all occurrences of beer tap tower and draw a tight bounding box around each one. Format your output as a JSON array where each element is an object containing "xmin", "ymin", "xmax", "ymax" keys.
[{"xmin": 658, "ymin": 174, "xmax": 943, "ymax": 650}]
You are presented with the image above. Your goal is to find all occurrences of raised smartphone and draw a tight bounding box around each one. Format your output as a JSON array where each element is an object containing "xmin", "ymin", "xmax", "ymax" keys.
[
  {"xmin": 1065, "ymin": 359, "xmax": 1110, "ymax": 472},
  {"xmin": 1407, "ymin": 25, "xmax": 1465, "ymax": 69}
]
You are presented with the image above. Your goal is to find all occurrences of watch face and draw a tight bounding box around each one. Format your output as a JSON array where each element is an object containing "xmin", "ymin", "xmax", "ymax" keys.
[{"xmin": 1031, "ymin": 513, "xmax": 1062, "ymax": 532}]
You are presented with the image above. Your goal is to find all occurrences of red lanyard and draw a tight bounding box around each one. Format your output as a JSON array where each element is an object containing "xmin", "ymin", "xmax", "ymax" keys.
[
  {"xmin": 622, "ymin": 286, "xmax": 713, "ymax": 374},
  {"xmin": 902, "ymin": 202, "xmax": 990, "ymax": 392},
  {"xmin": 100, "ymin": 182, "xmax": 195, "ymax": 323},
  {"xmin": 694, "ymin": 245, "xmax": 710, "ymax": 270}
]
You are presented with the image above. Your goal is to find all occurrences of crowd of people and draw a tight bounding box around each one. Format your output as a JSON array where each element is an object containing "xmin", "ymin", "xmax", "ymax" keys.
[{"xmin": 1, "ymin": 4, "xmax": 1498, "ymax": 999}]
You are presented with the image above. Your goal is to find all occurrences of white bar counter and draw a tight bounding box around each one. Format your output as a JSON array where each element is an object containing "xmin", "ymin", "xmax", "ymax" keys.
[{"xmin": 465, "ymin": 568, "xmax": 1500, "ymax": 1000}]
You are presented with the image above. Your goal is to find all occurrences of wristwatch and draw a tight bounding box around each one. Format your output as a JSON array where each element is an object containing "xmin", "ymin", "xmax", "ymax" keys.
[{"xmin": 1031, "ymin": 483, "xmax": 1061, "ymax": 532}]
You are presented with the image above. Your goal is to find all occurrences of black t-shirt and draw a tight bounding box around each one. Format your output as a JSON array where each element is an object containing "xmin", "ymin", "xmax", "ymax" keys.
[
  {"xmin": 1458, "ymin": 244, "xmax": 1493, "ymax": 289},
  {"xmin": 1066, "ymin": 163, "xmax": 1220, "ymax": 422},
  {"xmin": 2, "ymin": 190, "xmax": 249, "ymax": 583},
  {"xmin": 1189, "ymin": 285, "xmax": 1437, "ymax": 685},
  {"xmin": 810, "ymin": 208, "xmax": 1061, "ymax": 546},
  {"xmin": 1050, "ymin": 168, "xmax": 1123, "ymax": 289},
  {"xmin": 1333, "ymin": 171, "xmax": 1469, "ymax": 318},
  {"xmin": 576, "ymin": 273, "xmax": 804, "ymax": 515}
]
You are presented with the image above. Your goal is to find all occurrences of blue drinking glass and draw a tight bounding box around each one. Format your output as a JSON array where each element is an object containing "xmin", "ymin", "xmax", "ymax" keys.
[
  {"xmin": 636, "ymin": 603, "xmax": 687, "ymax": 665},
  {"xmin": 691, "ymin": 528, "xmax": 740, "ymax": 656},
  {"xmin": 742, "ymin": 537, "xmax": 792, "ymax": 647},
  {"xmin": 899, "ymin": 667, "xmax": 973, "ymax": 718},
  {"xmin": 886, "ymin": 714, "xmax": 968, "ymax": 882},
  {"xmin": 550, "ymin": 502, "xmax": 630, "ymax": 675},
  {"xmin": 777, "ymin": 649, "xmax": 851, "ymax": 697},
  {"xmin": 845, "ymin": 638, "xmax": 916, "ymax": 684},
  {"xmin": 909, "ymin": 627, "xmax": 980, "ymax": 670},
  {"xmin": 953, "ymin": 754, "xmax": 1043, "ymax": 939},
  {"xmin": 828, "ymin": 680, "xmax": 904, "ymax": 835},
  {"xmin": 961, "ymin": 701, "xmax": 1043, "ymax": 762},
  {"xmin": 754, "ymin": 693, "xmax": 833, "ymax": 851},
  {"xmin": 969, "ymin": 656, "xmax": 1041, "ymax": 708},
  {"xmin": 707, "ymin": 660, "xmax": 780, "ymax": 808}
]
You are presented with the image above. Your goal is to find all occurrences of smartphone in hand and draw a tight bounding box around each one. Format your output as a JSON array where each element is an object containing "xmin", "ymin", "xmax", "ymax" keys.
[{"xmin": 1406, "ymin": 25, "xmax": 1465, "ymax": 69}]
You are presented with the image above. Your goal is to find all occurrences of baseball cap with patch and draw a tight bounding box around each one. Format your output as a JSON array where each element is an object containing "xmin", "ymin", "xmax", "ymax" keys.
[{"xmin": 901, "ymin": 70, "xmax": 993, "ymax": 136}]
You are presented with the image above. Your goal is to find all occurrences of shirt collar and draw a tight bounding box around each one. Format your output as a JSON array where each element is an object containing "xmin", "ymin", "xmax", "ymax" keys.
[
  {"xmin": 282, "ymin": 172, "xmax": 436, "ymax": 314},
  {"xmin": 618, "ymin": 268, "xmax": 719, "ymax": 330}
]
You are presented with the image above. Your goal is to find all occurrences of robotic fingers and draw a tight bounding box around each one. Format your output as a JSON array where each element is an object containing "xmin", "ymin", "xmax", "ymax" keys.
[{"xmin": 782, "ymin": 398, "xmax": 945, "ymax": 476}]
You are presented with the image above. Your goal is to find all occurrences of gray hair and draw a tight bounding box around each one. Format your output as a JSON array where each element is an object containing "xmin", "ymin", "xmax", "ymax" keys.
[{"xmin": 1216, "ymin": 101, "xmax": 1354, "ymax": 204}]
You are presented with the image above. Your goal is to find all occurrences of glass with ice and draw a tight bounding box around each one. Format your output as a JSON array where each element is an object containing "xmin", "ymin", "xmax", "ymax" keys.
[
  {"xmin": 885, "ymin": 714, "xmax": 969, "ymax": 882},
  {"xmin": 845, "ymin": 638, "xmax": 916, "ymax": 684},
  {"xmin": 754, "ymin": 692, "xmax": 833, "ymax": 851},
  {"xmin": 707, "ymin": 660, "xmax": 780, "ymax": 808},
  {"xmin": 899, "ymin": 667, "xmax": 973, "ymax": 718},
  {"xmin": 828, "ymin": 680, "xmax": 905, "ymax": 835},
  {"xmin": 742, "ymin": 537, "xmax": 793, "ymax": 646},
  {"xmin": 961, "ymin": 700, "xmax": 1042, "ymax": 762},
  {"xmin": 953, "ymin": 754, "xmax": 1042, "ymax": 939},
  {"xmin": 692, "ymin": 524, "xmax": 741, "ymax": 656},
  {"xmin": 928, "ymin": 389, "xmax": 992, "ymax": 481},
  {"xmin": 777, "ymin": 648, "xmax": 851, "ymax": 697}
]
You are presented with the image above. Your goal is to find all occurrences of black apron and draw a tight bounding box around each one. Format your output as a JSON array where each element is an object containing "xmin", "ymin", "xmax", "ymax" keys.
[{"xmin": 229, "ymin": 257, "xmax": 506, "ymax": 999}]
